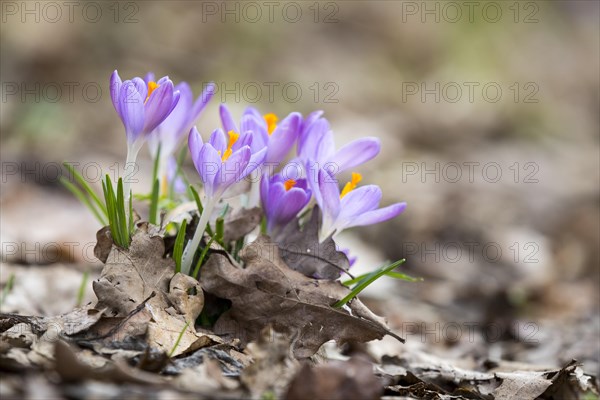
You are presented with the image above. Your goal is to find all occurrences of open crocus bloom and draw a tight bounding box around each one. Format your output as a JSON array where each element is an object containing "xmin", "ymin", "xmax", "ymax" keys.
[
  {"xmin": 188, "ymin": 127, "xmax": 266, "ymax": 199},
  {"xmin": 145, "ymin": 74, "xmax": 215, "ymax": 195},
  {"xmin": 110, "ymin": 70, "xmax": 180, "ymax": 197},
  {"xmin": 110, "ymin": 70, "xmax": 180, "ymax": 147},
  {"xmin": 219, "ymin": 104, "xmax": 301, "ymax": 206},
  {"xmin": 181, "ymin": 126, "xmax": 267, "ymax": 274},
  {"xmin": 219, "ymin": 104, "xmax": 301, "ymax": 167},
  {"xmin": 260, "ymin": 172, "xmax": 312, "ymax": 235},
  {"xmin": 317, "ymin": 168, "xmax": 406, "ymax": 241}
]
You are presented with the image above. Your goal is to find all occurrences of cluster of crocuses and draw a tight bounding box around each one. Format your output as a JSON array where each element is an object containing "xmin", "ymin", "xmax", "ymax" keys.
[{"xmin": 110, "ymin": 71, "xmax": 406, "ymax": 274}]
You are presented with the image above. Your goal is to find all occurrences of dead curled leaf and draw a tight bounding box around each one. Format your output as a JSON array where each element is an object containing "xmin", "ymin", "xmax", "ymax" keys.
[
  {"xmin": 274, "ymin": 207, "xmax": 350, "ymax": 280},
  {"xmin": 285, "ymin": 356, "xmax": 383, "ymax": 400},
  {"xmin": 200, "ymin": 235, "xmax": 403, "ymax": 359},
  {"xmin": 223, "ymin": 207, "xmax": 262, "ymax": 243},
  {"xmin": 379, "ymin": 353, "xmax": 599, "ymax": 400},
  {"xmin": 87, "ymin": 225, "xmax": 215, "ymax": 357},
  {"xmin": 93, "ymin": 223, "xmax": 175, "ymax": 317}
]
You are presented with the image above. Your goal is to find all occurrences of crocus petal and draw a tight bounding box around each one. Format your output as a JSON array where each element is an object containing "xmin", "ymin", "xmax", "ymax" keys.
[
  {"xmin": 216, "ymin": 146, "xmax": 251, "ymax": 195},
  {"xmin": 298, "ymin": 117, "xmax": 329, "ymax": 160},
  {"xmin": 110, "ymin": 70, "xmax": 122, "ymax": 116},
  {"xmin": 219, "ymin": 103, "xmax": 238, "ymax": 134},
  {"xmin": 240, "ymin": 114, "xmax": 268, "ymax": 148},
  {"xmin": 144, "ymin": 72, "xmax": 155, "ymax": 84},
  {"xmin": 338, "ymin": 185, "xmax": 382, "ymax": 222},
  {"xmin": 266, "ymin": 112, "xmax": 301, "ymax": 165},
  {"xmin": 317, "ymin": 168, "xmax": 341, "ymax": 220},
  {"xmin": 301, "ymin": 110, "xmax": 324, "ymax": 135},
  {"xmin": 188, "ymin": 127, "xmax": 204, "ymax": 169},
  {"xmin": 244, "ymin": 147, "xmax": 267, "ymax": 178},
  {"xmin": 260, "ymin": 172, "xmax": 271, "ymax": 212},
  {"xmin": 196, "ymin": 144, "xmax": 222, "ymax": 197},
  {"xmin": 243, "ymin": 106, "xmax": 265, "ymax": 123},
  {"xmin": 118, "ymin": 83, "xmax": 144, "ymax": 142},
  {"xmin": 131, "ymin": 77, "xmax": 147, "ymax": 101},
  {"xmin": 315, "ymin": 129, "xmax": 336, "ymax": 167},
  {"xmin": 271, "ymin": 187, "xmax": 310, "ymax": 230},
  {"xmin": 209, "ymin": 129, "xmax": 227, "ymax": 153},
  {"xmin": 143, "ymin": 80, "xmax": 175, "ymax": 132},
  {"xmin": 331, "ymin": 137, "xmax": 381, "ymax": 173},
  {"xmin": 346, "ymin": 202, "xmax": 407, "ymax": 229}
]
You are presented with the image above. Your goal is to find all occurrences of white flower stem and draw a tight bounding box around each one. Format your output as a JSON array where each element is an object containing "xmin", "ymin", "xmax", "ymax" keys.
[
  {"xmin": 180, "ymin": 197, "xmax": 216, "ymax": 275},
  {"xmin": 123, "ymin": 139, "xmax": 142, "ymax": 203}
]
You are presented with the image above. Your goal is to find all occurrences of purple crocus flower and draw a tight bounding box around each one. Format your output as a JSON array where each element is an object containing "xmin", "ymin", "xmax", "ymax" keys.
[
  {"xmin": 260, "ymin": 172, "xmax": 312, "ymax": 235},
  {"xmin": 296, "ymin": 111, "xmax": 382, "ymax": 211},
  {"xmin": 110, "ymin": 70, "xmax": 180, "ymax": 146},
  {"xmin": 219, "ymin": 104, "xmax": 301, "ymax": 166},
  {"xmin": 316, "ymin": 168, "xmax": 406, "ymax": 241},
  {"xmin": 110, "ymin": 70, "xmax": 180, "ymax": 197},
  {"xmin": 180, "ymin": 126, "xmax": 267, "ymax": 274},
  {"xmin": 188, "ymin": 127, "xmax": 266, "ymax": 199},
  {"xmin": 218, "ymin": 104, "xmax": 301, "ymax": 206},
  {"xmin": 145, "ymin": 74, "xmax": 215, "ymax": 195}
]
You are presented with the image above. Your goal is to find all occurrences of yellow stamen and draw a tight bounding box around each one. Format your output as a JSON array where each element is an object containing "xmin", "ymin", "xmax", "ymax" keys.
[
  {"xmin": 264, "ymin": 113, "xmax": 278, "ymax": 135},
  {"xmin": 221, "ymin": 130, "xmax": 240, "ymax": 161},
  {"xmin": 145, "ymin": 81, "xmax": 159, "ymax": 103},
  {"xmin": 340, "ymin": 172, "xmax": 362, "ymax": 198},
  {"xmin": 284, "ymin": 179, "xmax": 296, "ymax": 191}
]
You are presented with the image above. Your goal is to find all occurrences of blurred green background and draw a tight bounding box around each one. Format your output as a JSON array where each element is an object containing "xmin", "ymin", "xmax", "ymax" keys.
[{"xmin": 1, "ymin": 0, "xmax": 599, "ymax": 371}]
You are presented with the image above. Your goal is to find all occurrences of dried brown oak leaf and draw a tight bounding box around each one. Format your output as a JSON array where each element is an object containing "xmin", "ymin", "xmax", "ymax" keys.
[
  {"xmin": 274, "ymin": 207, "xmax": 350, "ymax": 280},
  {"xmin": 223, "ymin": 207, "xmax": 262, "ymax": 243},
  {"xmin": 200, "ymin": 235, "xmax": 403, "ymax": 359},
  {"xmin": 93, "ymin": 223, "xmax": 175, "ymax": 317}
]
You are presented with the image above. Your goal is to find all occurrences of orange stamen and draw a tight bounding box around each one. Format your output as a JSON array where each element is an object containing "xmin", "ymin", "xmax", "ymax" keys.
[
  {"xmin": 221, "ymin": 130, "xmax": 240, "ymax": 161},
  {"xmin": 340, "ymin": 172, "xmax": 362, "ymax": 198},
  {"xmin": 264, "ymin": 113, "xmax": 278, "ymax": 135},
  {"xmin": 284, "ymin": 179, "xmax": 296, "ymax": 191},
  {"xmin": 145, "ymin": 81, "xmax": 159, "ymax": 103}
]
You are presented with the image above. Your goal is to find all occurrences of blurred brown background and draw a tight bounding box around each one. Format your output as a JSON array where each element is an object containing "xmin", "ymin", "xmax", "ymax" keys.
[{"xmin": 1, "ymin": 0, "xmax": 599, "ymax": 373}]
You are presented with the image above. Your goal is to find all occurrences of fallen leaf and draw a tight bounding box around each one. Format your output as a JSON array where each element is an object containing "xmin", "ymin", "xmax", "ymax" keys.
[
  {"xmin": 166, "ymin": 273, "xmax": 204, "ymax": 324},
  {"xmin": 285, "ymin": 356, "xmax": 383, "ymax": 400},
  {"xmin": 93, "ymin": 224, "xmax": 175, "ymax": 318},
  {"xmin": 200, "ymin": 235, "xmax": 402, "ymax": 358},
  {"xmin": 241, "ymin": 326, "xmax": 299, "ymax": 398},
  {"xmin": 93, "ymin": 226, "xmax": 113, "ymax": 264},
  {"xmin": 223, "ymin": 207, "xmax": 262, "ymax": 242},
  {"xmin": 274, "ymin": 208, "xmax": 350, "ymax": 279}
]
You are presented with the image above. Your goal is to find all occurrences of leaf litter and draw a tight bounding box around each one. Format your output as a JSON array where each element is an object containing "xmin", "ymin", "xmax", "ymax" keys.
[{"xmin": 0, "ymin": 224, "xmax": 598, "ymax": 399}]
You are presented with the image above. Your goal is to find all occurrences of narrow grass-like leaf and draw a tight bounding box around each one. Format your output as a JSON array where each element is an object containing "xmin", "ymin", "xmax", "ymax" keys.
[
  {"xmin": 116, "ymin": 178, "xmax": 129, "ymax": 248},
  {"xmin": 189, "ymin": 185, "xmax": 204, "ymax": 214},
  {"xmin": 215, "ymin": 217, "xmax": 224, "ymax": 246},
  {"xmin": 173, "ymin": 220, "xmax": 188, "ymax": 274},
  {"xmin": 384, "ymin": 271, "xmax": 422, "ymax": 282},
  {"xmin": 0, "ymin": 273, "xmax": 15, "ymax": 308},
  {"xmin": 60, "ymin": 177, "xmax": 107, "ymax": 225},
  {"xmin": 128, "ymin": 189, "xmax": 134, "ymax": 234},
  {"xmin": 76, "ymin": 270, "xmax": 89, "ymax": 307},
  {"xmin": 342, "ymin": 266, "xmax": 420, "ymax": 286},
  {"xmin": 149, "ymin": 144, "xmax": 161, "ymax": 224},
  {"xmin": 334, "ymin": 259, "xmax": 406, "ymax": 308},
  {"xmin": 189, "ymin": 185, "xmax": 213, "ymax": 236},
  {"xmin": 63, "ymin": 162, "xmax": 107, "ymax": 216},
  {"xmin": 168, "ymin": 321, "xmax": 190, "ymax": 357},
  {"xmin": 103, "ymin": 177, "xmax": 123, "ymax": 247},
  {"xmin": 149, "ymin": 179, "xmax": 160, "ymax": 225},
  {"xmin": 192, "ymin": 236, "xmax": 215, "ymax": 279}
]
